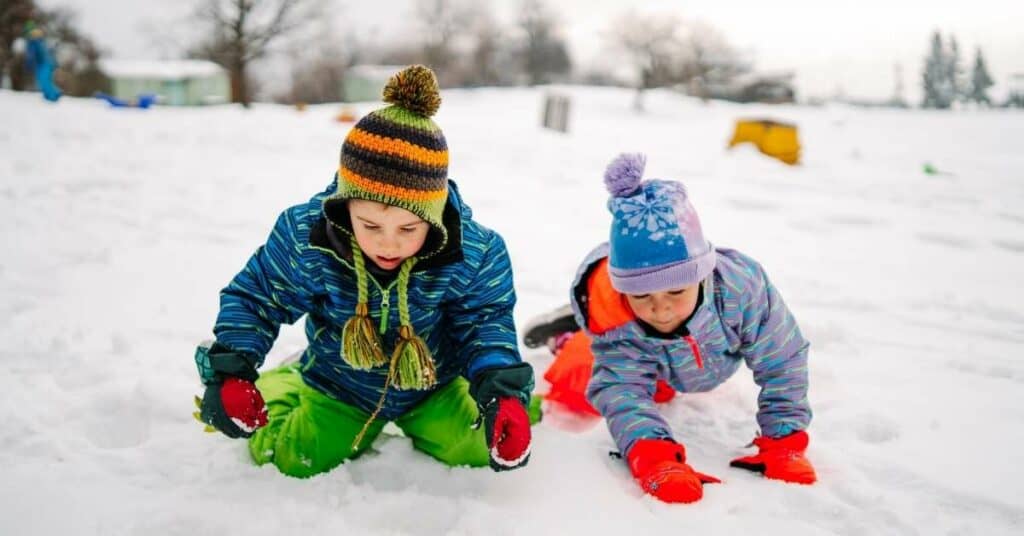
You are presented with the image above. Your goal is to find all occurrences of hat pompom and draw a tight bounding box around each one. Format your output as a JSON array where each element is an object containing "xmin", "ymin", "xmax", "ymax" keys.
[
  {"xmin": 383, "ymin": 65, "xmax": 441, "ymax": 117},
  {"xmin": 604, "ymin": 153, "xmax": 646, "ymax": 197}
]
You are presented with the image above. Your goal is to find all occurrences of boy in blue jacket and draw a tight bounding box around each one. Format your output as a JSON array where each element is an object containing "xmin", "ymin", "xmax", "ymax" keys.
[{"xmin": 194, "ymin": 66, "xmax": 536, "ymax": 477}]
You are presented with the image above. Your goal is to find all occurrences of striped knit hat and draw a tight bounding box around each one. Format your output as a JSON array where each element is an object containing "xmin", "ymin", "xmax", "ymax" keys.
[{"xmin": 334, "ymin": 65, "xmax": 450, "ymax": 250}]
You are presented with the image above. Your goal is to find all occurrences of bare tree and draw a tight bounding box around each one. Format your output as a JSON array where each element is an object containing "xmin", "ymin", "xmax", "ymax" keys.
[
  {"xmin": 42, "ymin": 7, "xmax": 107, "ymax": 97},
  {"xmin": 282, "ymin": 17, "xmax": 361, "ymax": 104},
  {"xmin": 607, "ymin": 11, "xmax": 688, "ymax": 111},
  {"xmin": 688, "ymin": 23, "xmax": 738, "ymax": 77},
  {"xmin": 414, "ymin": 0, "xmax": 477, "ymax": 86},
  {"xmin": 1, "ymin": 2, "xmax": 106, "ymax": 96},
  {"xmin": 685, "ymin": 21, "xmax": 747, "ymax": 99},
  {"xmin": 517, "ymin": 0, "xmax": 571, "ymax": 85},
  {"xmin": 189, "ymin": 0, "xmax": 318, "ymax": 106},
  {"xmin": 465, "ymin": 12, "xmax": 506, "ymax": 87}
]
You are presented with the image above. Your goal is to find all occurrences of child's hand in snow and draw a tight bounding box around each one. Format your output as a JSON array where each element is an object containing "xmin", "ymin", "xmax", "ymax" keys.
[
  {"xmin": 192, "ymin": 341, "xmax": 266, "ymax": 438},
  {"xmin": 627, "ymin": 438, "xmax": 721, "ymax": 504},
  {"xmin": 194, "ymin": 377, "xmax": 268, "ymax": 439},
  {"xmin": 469, "ymin": 362, "xmax": 536, "ymax": 471},
  {"xmin": 730, "ymin": 430, "xmax": 817, "ymax": 485}
]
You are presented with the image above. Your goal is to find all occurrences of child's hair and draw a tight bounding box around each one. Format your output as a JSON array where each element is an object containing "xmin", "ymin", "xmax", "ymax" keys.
[{"xmin": 602, "ymin": 153, "xmax": 716, "ymax": 294}]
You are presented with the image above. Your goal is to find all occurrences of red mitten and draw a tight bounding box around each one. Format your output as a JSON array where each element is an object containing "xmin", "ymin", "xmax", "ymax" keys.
[
  {"xmin": 470, "ymin": 363, "xmax": 534, "ymax": 472},
  {"xmin": 627, "ymin": 439, "xmax": 721, "ymax": 504},
  {"xmin": 485, "ymin": 397, "xmax": 532, "ymax": 470},
  {"xmin": 730, "ymin": 430, "xmax": 816, "ymax": 484},
  {"xmin": 220, "ymin": 377, "xmax": 269, "ymax": 430},
  {"xmin": 653, "ymin": 380, "xmax": 676, "ymax": 403},
  {"xmin": 199, "ymin": 377, "xmax": 268, "ymax": 438}
]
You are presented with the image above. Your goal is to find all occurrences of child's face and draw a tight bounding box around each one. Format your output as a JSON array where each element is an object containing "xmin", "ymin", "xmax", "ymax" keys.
[
  {"xmin": 348, "ymin": 199, "xmax": 430, "ymax": 270},
  {"xmin": 625, "ymin": 285, "xmax": 700, "ymax": 334}
]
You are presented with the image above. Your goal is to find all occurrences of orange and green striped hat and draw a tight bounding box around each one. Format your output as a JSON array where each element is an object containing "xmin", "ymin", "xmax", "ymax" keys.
[{"xmin": 334, "ymin": 65, "xmax": 450, "ymax": 248}]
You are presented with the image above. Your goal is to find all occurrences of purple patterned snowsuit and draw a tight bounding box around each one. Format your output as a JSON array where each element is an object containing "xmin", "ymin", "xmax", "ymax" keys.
[{"xmin": 571, "ymin": 243, "xmax": 812, "ymax": 456}]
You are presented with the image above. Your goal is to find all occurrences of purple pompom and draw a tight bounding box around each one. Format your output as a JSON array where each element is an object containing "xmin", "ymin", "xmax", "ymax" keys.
[{"xmin": 604, "ymin": 153, "xmax": 646, "ymax": 197}]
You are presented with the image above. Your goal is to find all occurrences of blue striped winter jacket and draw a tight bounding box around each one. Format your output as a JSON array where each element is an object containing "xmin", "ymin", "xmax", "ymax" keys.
[
  {"xmin": 572, "ymin": 244, "xmax": 811, "ymax": 456},
  {"xmin": 212, "ymin": 179, "xmax": 521, "ymax": 419}
]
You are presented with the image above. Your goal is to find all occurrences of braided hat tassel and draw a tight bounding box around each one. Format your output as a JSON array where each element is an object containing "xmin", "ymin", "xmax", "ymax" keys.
[
  {"xmin": 340, "ymin": 235, "xmax": 387, "ymax": 369},
  {"xmin": 389, "ymin": 259, "xmax": 437, "ymax": 390}
]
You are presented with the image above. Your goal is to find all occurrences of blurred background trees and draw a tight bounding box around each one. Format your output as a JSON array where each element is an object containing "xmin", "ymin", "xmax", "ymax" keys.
[
  {"xmin": 2, "ymin": 0, "xmax": 106, "ymax": 96},
  {"xmin": 187, "ymin": 0, "xmax": 322, "ymax": 107},
  {"xmin": 921, "ymin": 30, "xmax": 999, "ymax": 108},
  {"xmin": 517, "ymin": 0, "xmax": 571, "ymax": 86},
  {"xmin": 4, "ymin": 0, "xmax": 1015, "ymax": 110}
]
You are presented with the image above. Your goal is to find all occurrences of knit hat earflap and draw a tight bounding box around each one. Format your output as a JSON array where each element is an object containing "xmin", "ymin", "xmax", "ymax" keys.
[
  {"xmin": 340, "ymin": 234, "xmax": 437, "ymax": 391},
  {"xmin": 604, "ymin": 153, "xmax": 716, "ymax": 295}
]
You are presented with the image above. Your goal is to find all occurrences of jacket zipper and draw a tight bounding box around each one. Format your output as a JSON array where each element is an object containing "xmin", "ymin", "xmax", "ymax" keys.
[
  {"xmin": 379, "ymin": 291, "xmax": 390, "ymax": 334},
  {"xmin": 308, "ymin": 244, "xmax": 400, "ymax": 334},
  {"xmin": 684, "ymin": 335, "xmax": 703, "ymax": 369}
]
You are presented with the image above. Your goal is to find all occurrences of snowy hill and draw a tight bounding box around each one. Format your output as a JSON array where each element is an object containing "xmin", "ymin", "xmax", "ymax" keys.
[{"xmin": 2, "ymin": 87, "xmax": 1023, "ymax": 535}]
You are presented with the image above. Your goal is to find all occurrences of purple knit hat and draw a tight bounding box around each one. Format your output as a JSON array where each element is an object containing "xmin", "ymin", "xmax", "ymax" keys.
[{"xmin": 604, "ymin": 153, "xmax": 716, "ymax": 294}]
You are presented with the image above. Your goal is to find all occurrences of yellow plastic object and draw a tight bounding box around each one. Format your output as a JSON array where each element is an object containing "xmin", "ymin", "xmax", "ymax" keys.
[{"xmin": 728, "ymin": 119, "xmax": 800, "ymax": 165}]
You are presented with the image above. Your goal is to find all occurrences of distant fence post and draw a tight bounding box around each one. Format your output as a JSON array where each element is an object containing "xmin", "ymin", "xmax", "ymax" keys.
[{"xmin": 542, "ymin": 93, "xmax": 571, "ymax": 133}]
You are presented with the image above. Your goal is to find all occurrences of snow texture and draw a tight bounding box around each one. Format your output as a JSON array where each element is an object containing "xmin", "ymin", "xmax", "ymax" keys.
[{"xmin": 2, "ymin": 87, "xmax": 1023, "ymax": 535}]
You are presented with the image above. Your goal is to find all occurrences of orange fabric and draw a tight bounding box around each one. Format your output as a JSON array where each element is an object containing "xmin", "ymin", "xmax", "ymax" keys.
[
  {"xmin": 543, "ymin": 261, "xmax": 676, "ymax": 416},
  {"xmin": 347, "ymin": 127, "xmax": 449, "ymax": 167},
  {"xmin": 543, "ymin": 331, "xmax": 676, "ymax": 415},
  {"xmin": 338, "ymin": 166, "xmax": 448, "ymax": 202},
  {"xmin": 585, "ymin": 258, "xmax": 635, "ymax": 335},
  {"xmin": 543, "ymin": 331, "xmax": 600, "ymax": 416}
]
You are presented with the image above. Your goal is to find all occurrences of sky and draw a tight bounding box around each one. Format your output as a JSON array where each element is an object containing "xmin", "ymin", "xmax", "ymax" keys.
[{"xmin": 39, "ymin": 0, "xmax": 1024, "ymax": 102}]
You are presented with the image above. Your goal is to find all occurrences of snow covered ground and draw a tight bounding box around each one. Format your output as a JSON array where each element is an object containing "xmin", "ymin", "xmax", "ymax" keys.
[{"xmin": 2, "ymin": 87, "xmax": 1023, "ymax": 535}]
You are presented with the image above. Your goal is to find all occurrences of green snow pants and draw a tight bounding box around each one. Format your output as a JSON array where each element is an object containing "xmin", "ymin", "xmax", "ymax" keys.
[{"xmin": 249, "ymin": 363, "xmax": 541, "ymax": 478}]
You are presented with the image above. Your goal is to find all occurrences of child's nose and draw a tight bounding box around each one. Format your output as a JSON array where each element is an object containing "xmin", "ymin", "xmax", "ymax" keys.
[
  {"xmin": 379, "ymin": 234, "xmax": 400, "ymax": 252},
  {"xmin": 651, "ymin": 298, "xmax": 672, "ymax": 314}
]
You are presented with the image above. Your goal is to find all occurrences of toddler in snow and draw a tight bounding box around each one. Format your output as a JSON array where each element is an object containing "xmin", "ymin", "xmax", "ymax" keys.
[
  {"xmin": 528, "ymin": 153, "xmax": 814, "ymax": 503},
  {"xmin": 194, "ymin": 65, "xmax": 538, "ymax": 477}
]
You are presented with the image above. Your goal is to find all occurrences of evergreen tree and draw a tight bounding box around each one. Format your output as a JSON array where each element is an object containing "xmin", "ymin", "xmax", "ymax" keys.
[
  {"xmin": 921, "ymin": 31, "xmax": 953, "ymax": 109},
  {"xmin": 968, "ymin": 47, "xmax": 994, "ymax": 106},
  {"xmin": 948, "ymin": 35, "xmax": 967, "ymax": 103}
]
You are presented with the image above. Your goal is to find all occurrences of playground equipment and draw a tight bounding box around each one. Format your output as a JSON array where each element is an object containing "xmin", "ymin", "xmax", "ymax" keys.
[{"xmin": 728, "ymin": 119, "xmax": 800, "ymax": 165}]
